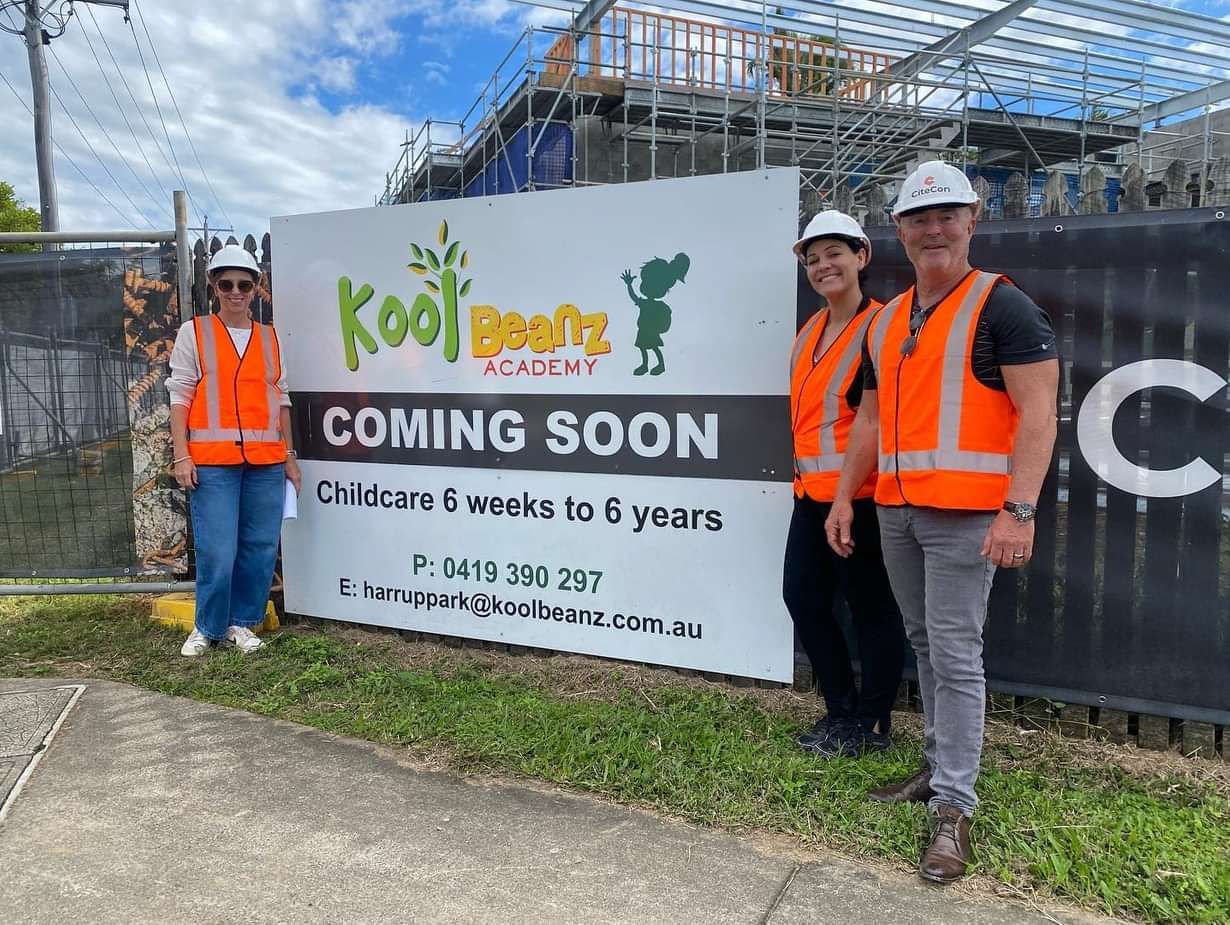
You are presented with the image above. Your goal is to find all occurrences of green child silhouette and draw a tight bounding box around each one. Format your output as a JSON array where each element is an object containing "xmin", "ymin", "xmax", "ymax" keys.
[{"xmin": 620, "ymin": 252, "xmax": 690, "ymax": 376}]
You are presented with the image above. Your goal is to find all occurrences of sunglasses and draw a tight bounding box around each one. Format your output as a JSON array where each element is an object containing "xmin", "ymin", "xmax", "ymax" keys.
[
  {"xmin": 899, "ymin": 308, "xmax": 929, "ymax": 357},
  {"xmin": 215, "ymin": 279, "xmax": 255, "ymax": 294}
]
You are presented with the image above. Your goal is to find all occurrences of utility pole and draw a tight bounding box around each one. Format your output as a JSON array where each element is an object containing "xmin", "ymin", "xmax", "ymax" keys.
[
  {"xmin": 188, "ymin": 216, "xmax": 234, "ymax": 247},
  {"xmin": 3, "ymin": 0, "xmax": 131, "ymax": 235},
  {"xmin": 24, "ymin": 0, "xmax": 57, "ymax": 232}
]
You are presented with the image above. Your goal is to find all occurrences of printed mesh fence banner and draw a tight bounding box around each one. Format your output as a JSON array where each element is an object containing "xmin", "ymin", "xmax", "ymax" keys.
[{"xmin": 807, "ymin": 209, "xmax": 1230, "ymax": 722}]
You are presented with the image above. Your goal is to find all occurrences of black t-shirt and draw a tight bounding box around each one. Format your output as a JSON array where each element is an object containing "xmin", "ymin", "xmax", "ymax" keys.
[{"xmin": 861, "ymin": 274, "xmax": 1056, "ymax": 392}]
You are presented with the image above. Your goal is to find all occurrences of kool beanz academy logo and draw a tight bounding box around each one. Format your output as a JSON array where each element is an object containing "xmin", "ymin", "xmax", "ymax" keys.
[{"xmin": 337, "ymin": 221, "xmax": 611, "ymax": 378}]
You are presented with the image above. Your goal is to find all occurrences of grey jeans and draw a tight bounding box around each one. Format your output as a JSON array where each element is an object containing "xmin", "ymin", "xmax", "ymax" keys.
[{"xmin": 876, "ymin": 505, "xmax": 997, "ymax": 816}]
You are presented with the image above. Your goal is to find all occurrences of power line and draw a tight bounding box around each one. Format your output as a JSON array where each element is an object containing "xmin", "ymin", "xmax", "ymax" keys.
[
  {"xmin": 78, "ymin": 6, "xmax": 174, "ymax": 216},
  {"xmin": 46, "ymin": 42, "xmax": 170, "ymax": 224},
  {"xmin": 0, "ymin": 63, "xmax": 131, "ymax": 226},
  {"xmin": 124, "ymin": 7, "xmax": 200, "ymax": 224},
  {"xmin": 45, "ymin": 73, "xmax": 158, "ymax": 228},
  {"xmin": 130, "ymin": 0, "xmax": 233, "ymax": 230},
  {"xmin": 82, "ymin": 3, "xmax": 196, "ymax": 225}
]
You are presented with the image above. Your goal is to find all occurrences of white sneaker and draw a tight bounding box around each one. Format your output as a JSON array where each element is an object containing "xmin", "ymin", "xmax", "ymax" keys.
[
  {"xmin": 224, "ymin": 625, "xmax": 264, "ymax": 654},
  {"xmin": 181, "ymin": 628, "xmax": 210, "ymax": 657}
]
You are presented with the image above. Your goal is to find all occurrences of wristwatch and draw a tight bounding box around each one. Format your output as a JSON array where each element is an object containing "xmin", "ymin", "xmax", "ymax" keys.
[{"xmin": 1002, "ymin": 501, "xmax": 1037, "ymax": 523}]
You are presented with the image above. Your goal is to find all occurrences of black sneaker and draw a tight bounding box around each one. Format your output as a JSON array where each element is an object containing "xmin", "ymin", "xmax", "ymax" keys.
[
  {"xmin": 856, "ymin": 725, "xmax": 893, "ymax": 754},
  {"xmin": 795, "ymin": 715, "xmax": 836, "ymax": 749},
  {"xmin": 806, "ymin": 720, "xmax": 892, "ymax": 758},
  {"xmin": 797, "ymin": 716, "xmax": 858, "ymax": 754}
]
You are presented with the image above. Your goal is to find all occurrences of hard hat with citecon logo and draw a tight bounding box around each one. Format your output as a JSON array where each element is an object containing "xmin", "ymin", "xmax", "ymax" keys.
[
  {"xmin": 791, "ymin": 210, "xmax": 871, "ymax": 263},
  {"xmin": 892, "ymin": 160, "xmax": 979, "ymax": 217}
]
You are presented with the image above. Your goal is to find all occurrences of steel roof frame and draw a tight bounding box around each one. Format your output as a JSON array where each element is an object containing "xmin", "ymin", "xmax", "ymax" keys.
[{"xmin": 521, "ymin": 0, "xmax": 1230, "ymax": 120}]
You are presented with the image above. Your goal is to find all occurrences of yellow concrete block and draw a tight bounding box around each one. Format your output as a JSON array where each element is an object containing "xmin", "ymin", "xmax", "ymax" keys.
[{"xmin": 150, "ymin": 592, "xmax": 279, "ymax": 634}]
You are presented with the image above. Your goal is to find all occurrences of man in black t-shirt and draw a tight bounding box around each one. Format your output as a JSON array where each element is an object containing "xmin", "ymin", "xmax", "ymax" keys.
[{"xmin": 825, "ymin": 160, "xmax": 1060, "ymax": 886}]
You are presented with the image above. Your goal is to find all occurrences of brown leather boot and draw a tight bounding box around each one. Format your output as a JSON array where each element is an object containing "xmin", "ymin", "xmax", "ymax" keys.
[
  {"xmin": 919, "ymin": 803, "xmax": 972, "ymax": 884},
  {"xmin": 867, "ymin": 767, "xmax": 934, "ymax": 804}
]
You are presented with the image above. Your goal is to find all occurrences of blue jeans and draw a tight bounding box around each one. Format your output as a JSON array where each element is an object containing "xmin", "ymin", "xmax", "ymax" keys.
[{"xmin": 191, "ymin": 463, "xmax": 284, "ymax": 640}]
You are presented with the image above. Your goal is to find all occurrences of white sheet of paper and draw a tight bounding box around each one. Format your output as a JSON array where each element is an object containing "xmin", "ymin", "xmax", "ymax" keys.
[{"xmin": 283, "ymin": 479, "xmax": 298, "ymax": 520}]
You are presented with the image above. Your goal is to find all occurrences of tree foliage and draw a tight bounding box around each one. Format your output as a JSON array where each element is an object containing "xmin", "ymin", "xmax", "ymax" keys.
[{"xmin": 0, "ymin": 181, "xmax": 41, "ymax": 254}]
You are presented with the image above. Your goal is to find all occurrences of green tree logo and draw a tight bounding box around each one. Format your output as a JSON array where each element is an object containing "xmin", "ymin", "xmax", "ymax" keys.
[
  {"xmin": 337, "ymin": 220, "xmax": 474, "ymax": 370},
  {"xmin": 407, "ymin": 220, "xmax": 472, "ymax": 361}
]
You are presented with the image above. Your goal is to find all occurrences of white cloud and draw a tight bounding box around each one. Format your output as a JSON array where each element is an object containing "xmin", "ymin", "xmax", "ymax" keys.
[
  {"xmin": 316, "ymin": 57, "xmax": 360, "ymax": 94},
  {"xmin": 0, "ymin": 0, "xmax": 420, "ymax": 237},
  {"xmin": 424, "ymin": 61, "xmax": 450, "ymax": 87}
]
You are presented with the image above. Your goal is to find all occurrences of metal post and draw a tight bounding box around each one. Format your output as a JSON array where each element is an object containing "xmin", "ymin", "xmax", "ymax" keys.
[
  {"xmin": 526, "ymin": 29, "xmax": 535, "ymax": 192},
  {"xmin": 0, "ymin": 581, "xmax": 196, "ymax": 596},
  {"xmin": 690, "ymin": 103, "xmax": 697, "ymax": 176},
  {"xmin": 1137, "ymin": 60, "xmax": 1146, "ymax": 168},
  {"xmin": 1201, "ymin": 88, "xmax": 1212, "ymax": 207},
  {"xmin": 428, "ymin": 122, "xmax": 437, "ymax": 200},
  {"xmin": 0, "ymin": 321, "xmax": 13, "ymax": 469},
  {"xmin": 961, "ymin": 35, "xmax": 971, "ymax": 170},
  {"xmin": 173, "ymin": 191, "xmax": 191, "ymax": 323},
  {"xmin": 722, "ymin": 41, "xmax": 730, "ymax": 173},
  {"xmin": 572, "ymin": 29, "xmax": 581, "ymax": 187},
  {"xmin": 622, "ymin": 91, "xmax": 629, "ymax": 183},
  {"xmin": 757, "ymin": 0, "xmax": 767, "ymax": 169},
  {"xmin": 1078, "ymin": 47, "xmax": 1089, "ymax": 188},
  {"xmin": 409, "ymin": 131, "xmax": 417, "ymax": 203},
  {"xmin": 831, "ymin": 17, "xmax": 841, "ymax": 198},
  {"xmin": 25, "ymin": 0, "xmax": 59, "ymax": 236},
  {"xmin": 650, "ymin": 33, "xmax": 659, "ymax": 180}
]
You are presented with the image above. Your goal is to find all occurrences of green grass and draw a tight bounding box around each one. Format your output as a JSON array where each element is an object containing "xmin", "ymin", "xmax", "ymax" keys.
[
  {"xmin": 0, "ymin": 439, "xmax": 136, "ymax": 573},
  {"xmin": 2, "ymin": 595, "xmax": 1228, "ymax": 924}
]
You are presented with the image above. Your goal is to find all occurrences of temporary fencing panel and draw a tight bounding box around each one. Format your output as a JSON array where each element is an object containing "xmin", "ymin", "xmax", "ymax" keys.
[{"xmin": 0, "ymin": 244, "xmax": 185, "ymax": 577}]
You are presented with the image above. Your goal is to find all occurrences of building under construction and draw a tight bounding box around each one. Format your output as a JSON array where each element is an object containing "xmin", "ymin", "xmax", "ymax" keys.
[{"xmin": 378, "ymin": 0, "xmax": 1230, "ymax": 221}]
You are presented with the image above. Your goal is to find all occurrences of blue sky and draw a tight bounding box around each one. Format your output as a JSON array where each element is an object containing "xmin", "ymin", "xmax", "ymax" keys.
[
  {"xmin": 0, "ymin": 0, "xmax": 569, "ymax": 236},
  {"xmin": 0, "ymin": 0, "xmax": 1226, "ymax": 236}
]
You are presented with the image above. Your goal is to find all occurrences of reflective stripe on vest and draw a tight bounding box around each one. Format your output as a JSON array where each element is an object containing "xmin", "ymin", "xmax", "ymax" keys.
[
  {"xmin": 258, "ymin": 319, "xmax": 280, "ymax": 434},
  {"xmin": 790, "ymin": 301, "xmax": 881, "ymax": 501},
  {"xmin": 188, "ymin": 428, "xmax": 284, "ymax": 443}
]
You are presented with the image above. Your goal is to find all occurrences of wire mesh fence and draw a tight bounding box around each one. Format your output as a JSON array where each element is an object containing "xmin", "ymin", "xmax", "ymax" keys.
[{"xmin": 0, "ymin": 242, "xmax": 185, "ymax": 579}]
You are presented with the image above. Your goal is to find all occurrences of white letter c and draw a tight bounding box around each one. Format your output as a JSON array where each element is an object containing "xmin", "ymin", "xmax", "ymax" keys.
[{"xmin": 1077, "ymin": 359, "xmax": 1225, "ymax": 498}]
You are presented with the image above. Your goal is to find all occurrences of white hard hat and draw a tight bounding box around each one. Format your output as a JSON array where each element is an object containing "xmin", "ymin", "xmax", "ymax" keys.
[
  {"xmin": 892, "ymin": 160, "xmax": 979, "ymax": 217},
  {"xmin": 792, "ymin": 210, "xmax": 871, "ymax": 263},
  {"xmin": 207, "ymin": 243, "xmax": 260, "ymax": 277}
]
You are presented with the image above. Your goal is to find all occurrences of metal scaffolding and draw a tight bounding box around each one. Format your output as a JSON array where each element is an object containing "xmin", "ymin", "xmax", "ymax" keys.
[{"xmin": 377, "ymin": 0, "xmax": 1230, "ymax": 220}]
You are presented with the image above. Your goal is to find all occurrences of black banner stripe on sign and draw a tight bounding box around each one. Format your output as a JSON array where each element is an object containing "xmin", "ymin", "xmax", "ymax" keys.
[
  {"xmin": 292, "ymin": 392, "xmax": 793, "ymax": 482},
  {"xmin": 1061, "ymin": 260, "xmax": 1102, "ymax": 674},
  {"xmin": 1185, "ymin": 265, "xmax": 1229, "ymax": 675},
  {"xmin": 1102, "ymin": 257, "xmax": 1145, "ymax": 687}
]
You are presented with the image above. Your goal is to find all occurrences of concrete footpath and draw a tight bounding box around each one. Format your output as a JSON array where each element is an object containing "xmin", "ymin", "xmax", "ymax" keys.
[{"xmin": 0, "ymin": 678, "xmax": 1121, "ymax": 925}]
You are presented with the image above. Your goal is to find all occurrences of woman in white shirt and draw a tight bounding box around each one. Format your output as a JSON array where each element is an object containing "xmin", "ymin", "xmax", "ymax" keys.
[{"xmin": 167, "ymin": 244, "xmax": 301, "ymax": 656}]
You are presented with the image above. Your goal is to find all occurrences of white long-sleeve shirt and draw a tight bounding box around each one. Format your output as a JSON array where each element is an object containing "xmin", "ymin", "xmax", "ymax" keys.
[{"xmin": 166, "ymin": 319, "xmax": 291, "ymax": 409}]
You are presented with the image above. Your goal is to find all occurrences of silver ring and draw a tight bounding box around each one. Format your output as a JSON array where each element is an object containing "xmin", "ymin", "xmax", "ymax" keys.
[{"xmin": 1012, "ymin": 552, "xmax": 1025, "ymax": 559}]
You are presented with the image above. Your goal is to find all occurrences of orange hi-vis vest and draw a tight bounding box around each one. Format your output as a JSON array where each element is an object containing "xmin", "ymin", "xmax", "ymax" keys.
[
  {"xmin": 790, "ymin": 300, "xmax": 882, "ymax": 502},
  {"xmin": 187, "ymin": 314, "xmax": 288, "ymax": 466},
  {"xmin": 867, "ymin": 270, "xmax": 1018, "ymax": 510}
]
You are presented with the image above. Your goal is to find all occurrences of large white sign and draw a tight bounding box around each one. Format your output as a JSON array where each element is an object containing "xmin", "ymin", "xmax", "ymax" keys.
[{"xmin": 274, "ymin": 169, "xmax": 800, "ymax": 681}]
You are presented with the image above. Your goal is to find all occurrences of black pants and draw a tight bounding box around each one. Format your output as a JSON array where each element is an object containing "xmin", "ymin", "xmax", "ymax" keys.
[{"xmin": 782, "ymin": 496, "xmax": 906, "ymax": 730}]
